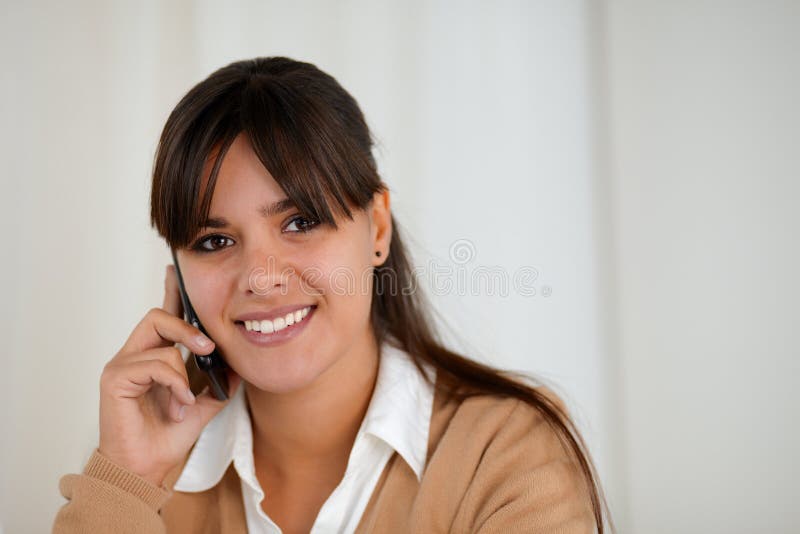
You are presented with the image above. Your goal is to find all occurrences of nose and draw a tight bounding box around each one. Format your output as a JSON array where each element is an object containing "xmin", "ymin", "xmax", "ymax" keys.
[{"xmin": 238, "ymin": 247, "xmax": 296, "ymax": 298}]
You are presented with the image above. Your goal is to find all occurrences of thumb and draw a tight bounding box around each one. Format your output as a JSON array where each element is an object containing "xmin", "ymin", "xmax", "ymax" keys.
[{"xmin": 182, "ymin": 372, "xmax": 242, "ymax": 431}]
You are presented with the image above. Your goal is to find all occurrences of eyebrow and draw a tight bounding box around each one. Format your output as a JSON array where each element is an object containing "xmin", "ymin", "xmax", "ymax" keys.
[{"xmin": 200, "ymin": 198, "xmax": 297, "ymax": 229}]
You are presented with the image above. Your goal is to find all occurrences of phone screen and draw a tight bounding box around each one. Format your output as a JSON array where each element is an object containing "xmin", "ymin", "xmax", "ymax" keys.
[{"xmin": 170, "ymin": 248, "xmax": 230, "ymax": 400}]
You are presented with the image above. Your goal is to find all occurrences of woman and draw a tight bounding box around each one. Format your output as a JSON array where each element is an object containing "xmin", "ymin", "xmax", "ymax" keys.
[{"xmin": 53, "ymin": 56, "xmax": 611, "ymax": 533}]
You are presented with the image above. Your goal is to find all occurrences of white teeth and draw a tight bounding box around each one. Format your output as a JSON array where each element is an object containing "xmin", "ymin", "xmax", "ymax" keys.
[{"xmin": 243, "ymin": 306, "xmax": 312, "ymax": 333}]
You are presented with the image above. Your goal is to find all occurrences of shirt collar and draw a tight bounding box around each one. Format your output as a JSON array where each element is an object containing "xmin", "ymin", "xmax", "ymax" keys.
[
  {"xmin": 359, "ymin": 339, "xmax": 434, "ymax": 480},
  {"xmin": 173, "ymin": 338, "xmax": 435, "ymax": 492}
]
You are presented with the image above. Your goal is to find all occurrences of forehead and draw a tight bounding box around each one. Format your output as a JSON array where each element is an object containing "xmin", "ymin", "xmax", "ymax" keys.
[
  {"xmin": 192, "ymin": 131, "xmax": 360, "ymax": 235},
  {"xmin": 202, "ymin": 134, "xmax": 285, "ymax": 213}
]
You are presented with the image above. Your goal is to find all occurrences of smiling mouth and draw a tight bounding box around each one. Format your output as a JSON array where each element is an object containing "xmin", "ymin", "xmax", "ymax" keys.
[
  {"xmin": 234, "ymin": 305, "xmax": 317, "ymax": 348},
  {"xmin": 235, "ymin": 305, "xmax": 317, "ymax": 334}
]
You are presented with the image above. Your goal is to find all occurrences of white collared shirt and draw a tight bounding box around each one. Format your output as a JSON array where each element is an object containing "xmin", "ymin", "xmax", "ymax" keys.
[{"xmin": 173, "ymin": 340, "xmax": 436, "ymax": 534}]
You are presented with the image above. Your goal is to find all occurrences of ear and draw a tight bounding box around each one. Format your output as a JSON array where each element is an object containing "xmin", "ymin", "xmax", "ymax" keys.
[{"xmin": 370, "ymin": 189, "xmax": 392, "ymax": 267}]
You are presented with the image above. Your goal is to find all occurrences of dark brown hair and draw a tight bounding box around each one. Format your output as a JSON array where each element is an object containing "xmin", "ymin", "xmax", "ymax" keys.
[{"xmin": 150, "ymin": 56, "xmax": 611, "ymax": 532}]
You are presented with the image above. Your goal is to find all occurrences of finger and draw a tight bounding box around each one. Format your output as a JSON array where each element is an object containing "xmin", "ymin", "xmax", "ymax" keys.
[
  {"xmin": 120, "ymin": 307, "xmax": 214, "ymax": 356},
  {"xmin": 169, "ymin": 391, "xmax": 186, "ymax": 423},
  {"xmin": 162, "ymin": 264, "xmax": 184, "ymax": 318},
  {"xmin": 149, "ymin": 379, "xmax": 189, "ymax": 424},
  {"xmin": 117, "ymin": 346, "xmax": 190, "ymax": 385},
  {"xmin": 181, "ymin": 370, "xmax": 242, "ymax": 431},
  {"xmin": 105, "ymin": 359, "xmax": 196, "ymax": 405}
]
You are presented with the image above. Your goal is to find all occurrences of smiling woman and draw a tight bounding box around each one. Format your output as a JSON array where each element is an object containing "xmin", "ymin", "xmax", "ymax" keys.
[
  {"xmin": 53, "ymin": 57, "xmax": 612, "ymax": 533},
  {"xmin": 165, "ymin": 131, "xmax": 387, "ymax": 398}
]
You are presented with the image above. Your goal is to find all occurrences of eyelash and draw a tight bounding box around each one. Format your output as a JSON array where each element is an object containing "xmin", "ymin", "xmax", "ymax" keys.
[{"xmin": 191, "ymin": 215, "xmax": 320, "ymax": 253}]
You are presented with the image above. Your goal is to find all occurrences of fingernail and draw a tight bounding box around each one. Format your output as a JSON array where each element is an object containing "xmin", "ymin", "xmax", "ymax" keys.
[
  {"xmin": 177, "ymin": 405, "xmax": 185, "ymax": 421},
  {"xmin": 195, "ymin": 335, "xmax": 212, "ymax": 348},
  {"xmin": 186, "ymin": 388, "xmax": 196, "ymax": 403}
]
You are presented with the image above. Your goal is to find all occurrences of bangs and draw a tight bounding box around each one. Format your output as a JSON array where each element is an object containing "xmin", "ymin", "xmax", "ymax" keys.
[{"xmin": 151, "ymin": 58, "xmax": 382, "ymax": 250}]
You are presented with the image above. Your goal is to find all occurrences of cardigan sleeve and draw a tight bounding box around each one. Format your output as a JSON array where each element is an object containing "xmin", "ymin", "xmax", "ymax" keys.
[
  {"xmin": 52, "ymin": 449, "xmax": 172, "ymax": 534},
  {"xmin": 453, "ymin": 396, "xmax": 597, "ymax": 534}
]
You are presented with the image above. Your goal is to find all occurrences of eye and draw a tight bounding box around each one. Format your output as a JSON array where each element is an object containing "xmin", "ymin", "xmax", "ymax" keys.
[
  {"xmin": 284, "ymin": 214, "xmax": 319, "ymax": 234},
  {"xmin": 192, "ymin": 234, "xmax": 234, "ymax": 253}
]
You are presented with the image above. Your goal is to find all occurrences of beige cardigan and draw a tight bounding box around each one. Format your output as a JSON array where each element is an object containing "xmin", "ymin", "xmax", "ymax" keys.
[{"xmin": 53, "ymin": 380, "xmax": 596, "ymax": 533}]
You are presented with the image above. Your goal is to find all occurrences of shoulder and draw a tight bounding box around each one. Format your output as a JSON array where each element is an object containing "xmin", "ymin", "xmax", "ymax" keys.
[
  {"xmin": 426, "ymin": 385, "xmax": 595, "ymax": 532},
  {"xmin": 430, "ymin": 383, "xmax": 570, "ymax": 458}
]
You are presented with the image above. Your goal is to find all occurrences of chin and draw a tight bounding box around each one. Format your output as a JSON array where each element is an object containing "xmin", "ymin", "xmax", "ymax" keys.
[{"xmin": 233, "ymin": 349, "xmax": 332, "ymax": 395}]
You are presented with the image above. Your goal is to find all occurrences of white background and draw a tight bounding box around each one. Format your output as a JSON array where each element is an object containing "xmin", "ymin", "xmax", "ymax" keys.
[{"xmin": 1, "ymin": 1, "xmax": 797, "ymax": 532}]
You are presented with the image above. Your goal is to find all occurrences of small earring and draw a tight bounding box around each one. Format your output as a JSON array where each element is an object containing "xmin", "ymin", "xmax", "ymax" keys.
[{"xmin": 375, "ymin": 251, "xmax": 382, "ymax": 257}]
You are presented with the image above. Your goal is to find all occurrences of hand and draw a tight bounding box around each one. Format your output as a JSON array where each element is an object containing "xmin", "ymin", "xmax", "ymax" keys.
[{"xmin": 97, "ymin": 264, "xmax": 241, "ymax": 486}]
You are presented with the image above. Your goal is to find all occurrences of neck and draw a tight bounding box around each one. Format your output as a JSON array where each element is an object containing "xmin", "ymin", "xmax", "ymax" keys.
[{"xmin": 245, "ymin": 331, "xmax": 380, "ymax": 479}]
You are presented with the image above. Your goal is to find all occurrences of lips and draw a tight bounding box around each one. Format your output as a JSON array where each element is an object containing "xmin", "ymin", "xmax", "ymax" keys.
[{"xmin": 235, "ymin": 305, "xmax": 317, "ymax": 348}]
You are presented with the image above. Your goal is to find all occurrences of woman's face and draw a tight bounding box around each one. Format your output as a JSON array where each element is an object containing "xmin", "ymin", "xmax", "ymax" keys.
[{"xmin": 176, "ymin": 133, "xmax": 391, "ymax": 394}]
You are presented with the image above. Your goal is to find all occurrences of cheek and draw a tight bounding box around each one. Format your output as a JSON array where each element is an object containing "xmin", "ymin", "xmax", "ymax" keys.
[
  {"xmin": 314, "ymin": 253, "xmax": 375, "ymax": 320},
  {"xmin": 186, "ymin": 267, "xmax": 233, "ymax": 328},
  {"xmin": 297, "ymin": 217, "xmax": 375, "ymax": 304}
]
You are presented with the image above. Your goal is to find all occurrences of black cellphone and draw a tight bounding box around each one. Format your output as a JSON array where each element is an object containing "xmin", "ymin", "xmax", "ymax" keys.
[{"xmin": 170, "ymin": 248, "xmax": 230, "ymax": 400}]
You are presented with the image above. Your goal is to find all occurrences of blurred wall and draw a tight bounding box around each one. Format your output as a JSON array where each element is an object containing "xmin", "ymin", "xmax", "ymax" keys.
[{"xmin": 605, "ymin": 1, "xmax": 800, "ymax": 532}]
